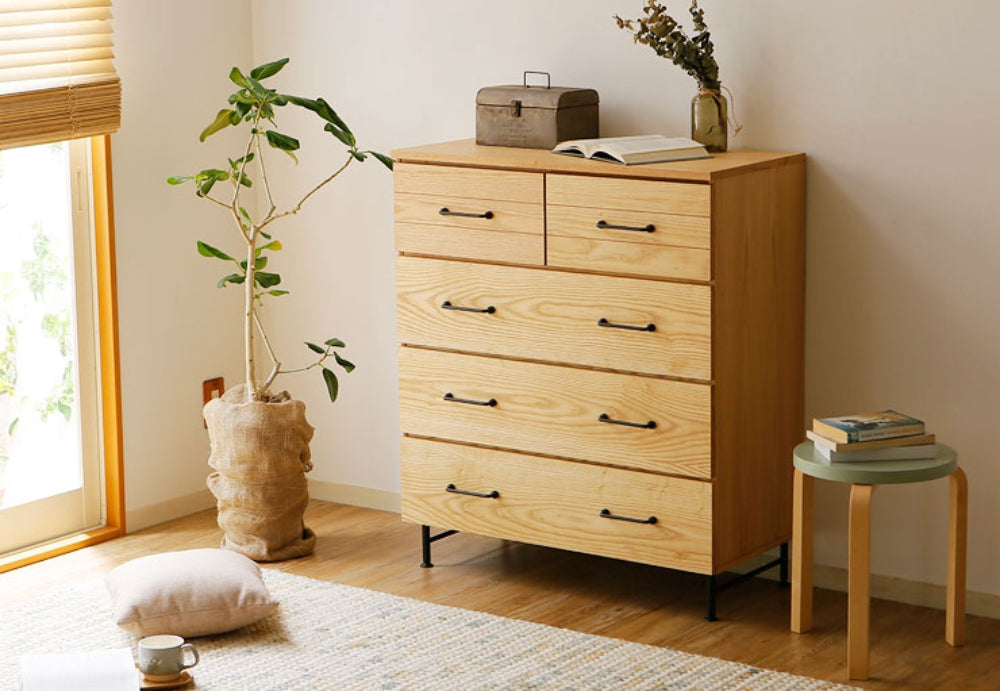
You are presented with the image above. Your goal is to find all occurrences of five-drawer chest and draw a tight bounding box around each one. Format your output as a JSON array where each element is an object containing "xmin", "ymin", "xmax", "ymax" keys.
[{"xmin": 393, "ymin": 139, "xmax": 805, "ymax": 614}]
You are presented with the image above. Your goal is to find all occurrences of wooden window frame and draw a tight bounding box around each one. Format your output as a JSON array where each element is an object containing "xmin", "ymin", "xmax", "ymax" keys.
[{"xmin": 0, "ymin": 135, "xmax": 124, "ymax": 573}]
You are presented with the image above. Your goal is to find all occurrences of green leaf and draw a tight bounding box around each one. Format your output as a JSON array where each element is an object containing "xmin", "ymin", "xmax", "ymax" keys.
[
  {"xmin": 369, "ymin": 151, "xmax": 395, "ymax": 170},
  {"xmin": 200, "ymin": 109, "xmax": 237, "ymax": 141},
  {"xmin": 266, "ymin": 289, "xmax": 289, "ymax": 297},
  {"xmin": 254, "ymin": 271, "xmax": 281, "ymax": 288},
  {"xmin": 349, "ymin": 148, "xmax": 367, "ymax": 162},
  {"xmin": 324, "ymin": 338, "xmax": 345, "ymax": 348},
  {"xmin": 254, "ymin": 256, "xmax": 268, "ymax": 270},
  {"xmin": 250, "ymin": 57, "xmax": 290, "ymax": 80},
  {"xmin": 197, "ymin": 241, "xmax": 235, "ymax": 261},
  {"xmin": 229, "ymin": 66, "xmax": 251, "ymax": 89},
  {"xmin": 321, "ymin": 367, "xmax": 339, "ymax": 403},
  {"xmin": 265, "ymin": 130, "xmax": 300, "ymax": 151},
  {"xmin": 217, "ymin": 273, "xmax": 245, "ymax": 288},
  {"xmin": 324, "ymin": 122, "xmax": 355, "ymax": 147},
  {"xmin": 305, "ymin": 341, "xmax": 325, "ymax": 354},
  {"xmin": 257, "ymin": 240, "xmax": 282, "ymax": 254},
  {"xmin": 167, "ymin": 175, "xmax": 193, "ymax": 185},
  {"xmin": 334, "ymin": 352, "xmax": 355, "ymax": 373}
]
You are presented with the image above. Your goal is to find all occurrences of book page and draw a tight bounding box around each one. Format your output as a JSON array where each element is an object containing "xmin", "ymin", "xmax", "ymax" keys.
[
  {"xmin": 20, "ymin": 648, "xmax": 138, "ymax": 691},
  {"xmin": 594, "ymin": 135, "xmax": 701, "ymax": 156}
]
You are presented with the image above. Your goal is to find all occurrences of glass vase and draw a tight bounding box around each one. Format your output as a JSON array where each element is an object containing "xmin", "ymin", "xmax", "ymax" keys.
[{"xmin": 691, "ymin": 86, "xmax": 727, "ymax": 153}]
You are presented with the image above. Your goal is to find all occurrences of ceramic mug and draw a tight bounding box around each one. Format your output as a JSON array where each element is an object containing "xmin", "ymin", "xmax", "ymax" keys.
[{"xmin": 137, "ymin": 634, "xmax": 199, "ymax": 681}]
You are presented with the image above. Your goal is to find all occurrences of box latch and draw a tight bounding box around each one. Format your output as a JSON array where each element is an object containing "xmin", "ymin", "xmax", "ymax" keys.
[{"xmin": 510, "ymin": 100, "xmax": 522, "ymax": 117}]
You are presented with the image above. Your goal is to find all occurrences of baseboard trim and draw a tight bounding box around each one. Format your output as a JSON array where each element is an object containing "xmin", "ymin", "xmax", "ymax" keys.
[
  {"xmin": 734, "ymin": 552, "xmax": 1000, "ymax": 620},
  {"xmin": 308, "ymin": 480, "xmax": 401, "ymax": 513},
  {"xmin": 126, "ymin": 489, "xmax": 215, "ymax": 532}
]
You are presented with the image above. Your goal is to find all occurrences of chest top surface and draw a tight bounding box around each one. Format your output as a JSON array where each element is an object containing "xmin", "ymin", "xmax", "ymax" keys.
[{"xmin": 391, "ymin": 138, "xmax": 804, "ymax": 183}]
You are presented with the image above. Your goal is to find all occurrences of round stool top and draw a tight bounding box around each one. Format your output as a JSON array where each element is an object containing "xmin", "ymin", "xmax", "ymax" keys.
[{"xmin": 793, "ymin": 441, "xmax": 957, "ymax": 485}]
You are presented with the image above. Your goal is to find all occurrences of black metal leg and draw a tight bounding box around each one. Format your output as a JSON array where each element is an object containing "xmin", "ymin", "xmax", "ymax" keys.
[
  {"xmin": 420, "ymin": 525, "xmax": 433, "ymax": 568},
  {"xmin": 704, "ymin": 544, "xmax": 789, "ymax": 621},
  {"xmin": 705, "ymin": 575, "xmax": 718, "ymax": 621},
  {"xmin": 779, "ymin": 541, "xmax": 790, "ymax": 585},
  {"xmin": 419, "ymin": 525, "xmax": 459, "ymax": 568}
]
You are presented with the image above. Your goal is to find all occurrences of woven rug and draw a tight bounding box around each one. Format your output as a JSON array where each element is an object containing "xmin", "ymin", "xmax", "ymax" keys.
[{"xmin": 0, "ymin": 569, "xmax": 858, "ymax": 690}]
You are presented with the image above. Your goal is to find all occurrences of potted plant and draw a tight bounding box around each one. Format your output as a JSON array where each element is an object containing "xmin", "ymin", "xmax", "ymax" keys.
[
  {"xmin": 615, "ymin": 0, "xmax": 736, "ymax": 152},
  {"xmin": 168, "ymin": 57, "xmax": 391, "ymax": 561}
]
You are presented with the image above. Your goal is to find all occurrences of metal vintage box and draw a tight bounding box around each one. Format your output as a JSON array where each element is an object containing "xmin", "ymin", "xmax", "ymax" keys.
[{"xmin": 476, "ymin": 71, "xmax": 599, "ymax": 149}]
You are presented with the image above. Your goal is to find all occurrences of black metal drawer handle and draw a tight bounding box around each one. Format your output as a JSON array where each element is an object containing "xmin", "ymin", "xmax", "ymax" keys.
[
  {"xmin": 444, "ymin": 392, "xmax": 497, "ymax": 407},
  {"xmin": 439, "ymin": 207, "xmax": 494, "ymax": 219},
  {"xmin": 442, "ymin": 300, "xmax": 496, "ymax": 314},
  {"xmin": 598, "ymin": 318, "xmax": 655, "ymax": 332},
  {"xmin": 596, "ymin": 219, "xmax": 655, "ymax": 233},
  {"xmin": 447, "ymin": 483, "xmax": 499, "ymax": 499},
  {"xmin": 600, "ymin": 508, "xmax": 658, "ymax": 524},
  {"xmin": 599, "ymin": 413, "xmax": 656, "ymax": 429}
]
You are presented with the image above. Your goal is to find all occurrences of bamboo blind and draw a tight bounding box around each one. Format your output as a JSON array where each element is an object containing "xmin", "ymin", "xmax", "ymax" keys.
[{"xmin": 0, "ymin": 0, "xmax": 120, "ymax": 149}]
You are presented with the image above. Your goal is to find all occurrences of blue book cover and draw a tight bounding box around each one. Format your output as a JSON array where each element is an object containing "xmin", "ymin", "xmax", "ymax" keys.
[{"xmin": 812, "ymin": 409, "xmax": 925, "ymax": 443}]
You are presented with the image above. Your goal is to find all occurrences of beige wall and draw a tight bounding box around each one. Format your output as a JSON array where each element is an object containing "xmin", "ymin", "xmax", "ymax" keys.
[{"xmin": 113, "ymin": 1, "xmax": 1000, "ymax": 601}]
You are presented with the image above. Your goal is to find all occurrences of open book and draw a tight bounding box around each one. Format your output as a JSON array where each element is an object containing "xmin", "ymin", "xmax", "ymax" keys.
[{"xmin": 552, "ymin": 135, "xmax": 710, "ymax": 165}]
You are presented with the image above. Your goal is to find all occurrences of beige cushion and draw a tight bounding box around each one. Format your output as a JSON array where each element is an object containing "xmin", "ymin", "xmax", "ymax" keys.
[{"xmin": 104, "ymin": 548, "xmax": 278, "ymax": 637}]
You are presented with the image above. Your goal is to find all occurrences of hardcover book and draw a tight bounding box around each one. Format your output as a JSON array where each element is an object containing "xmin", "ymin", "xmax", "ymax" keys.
[
  {"xmin": 806, "ymin": 430, "xmax": 936, "ymax": 452},
  {"xmin": 811, "ymin": 410, "xmax": 925, "ymax": 444},
  {"xmin": 815, "ymin": 442, "xmax": 939, "ymax": 463}
]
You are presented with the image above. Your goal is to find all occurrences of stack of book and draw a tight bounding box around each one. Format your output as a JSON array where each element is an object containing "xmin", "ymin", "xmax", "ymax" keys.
[{"xmin": 806, "ymin": 409, "xmax": 936, "ymax": 463}]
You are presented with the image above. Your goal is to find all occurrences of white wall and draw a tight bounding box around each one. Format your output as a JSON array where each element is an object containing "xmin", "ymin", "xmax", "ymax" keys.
[
  {"xmin": 111, "ymin": 1, "xmax": 252, "ymax": 525},
  {"xmin": 113, "ymin": 1, "xmax": 1000, "ymax": 602}
]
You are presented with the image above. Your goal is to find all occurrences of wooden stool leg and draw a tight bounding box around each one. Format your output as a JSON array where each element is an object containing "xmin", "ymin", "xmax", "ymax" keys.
[
  {"xmin": 791, "ymin": 468, "xmax": 814, "ymax": 633},
  {"xmin": 848, "ymin": 483, "xmax": 875, "ymax": 681},
  {"xmin": 947, "ymin": 466, "xmax": 968, "ymax": 646}
]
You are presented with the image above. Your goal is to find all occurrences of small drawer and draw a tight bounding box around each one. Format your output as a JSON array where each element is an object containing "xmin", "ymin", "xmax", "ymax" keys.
[
  {"xmin": 395, "ymin": 163, "xmax": 544, "ymax": 264},
  {"xmin": 398, "ymin": 347, "xmax": 712, "ymax": 478},
  {"xmin": 397, "ymin": 255, "xmax": 711, "ymax": 381},
  {"xmin": 400, "ymin": 437, "xmax": 713, "ymax": 574},
  {"xmin": 547, "ymin": 173, "xmax": 710, "ymax": 218},
  {"xmin": 547, "ymin": 205, "xmax": 711, "ymax": 281}
]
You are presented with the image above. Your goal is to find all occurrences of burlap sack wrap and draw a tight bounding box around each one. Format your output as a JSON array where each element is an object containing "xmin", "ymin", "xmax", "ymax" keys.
[{"xmin": 204, "ymin": 384, "xmax": 316, "ymax": 561}]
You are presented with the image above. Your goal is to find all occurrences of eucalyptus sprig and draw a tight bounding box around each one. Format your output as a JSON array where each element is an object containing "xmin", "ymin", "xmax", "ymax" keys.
[
  {"xmin": 615, "ymin": 0, "xmax": 720, "ymax": 90},
  {"xmin": 168, "ymin": 57, "xmax": 392, "ymax": 404}
]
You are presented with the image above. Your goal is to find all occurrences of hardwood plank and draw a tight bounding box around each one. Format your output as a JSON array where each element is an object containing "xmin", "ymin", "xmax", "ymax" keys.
[{"xmin": 1, "ymin": 501, "xmax": 998, "ymax": 690}]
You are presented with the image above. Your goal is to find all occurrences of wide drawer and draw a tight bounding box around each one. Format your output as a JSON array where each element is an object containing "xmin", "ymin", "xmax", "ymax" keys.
[
  {"xmin": 396, "ymin": 255, "xmax": 712, "ymax": 381},
  {"xmin": 394, "ymin": 163, "xmax": 545, "ymax": 264},
  {"xmin": 400, "ymin": 436, "xmax": 713, "ymax": 573},
  {"xmin": 398, "ymin": 347, "xmax": 712, "ymax": 478}
]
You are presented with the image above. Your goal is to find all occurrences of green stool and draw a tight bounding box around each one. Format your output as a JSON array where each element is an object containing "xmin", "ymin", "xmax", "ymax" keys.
[{"xmin": 789, "ymin": 441, "xmax": 967, "ymax": 681}]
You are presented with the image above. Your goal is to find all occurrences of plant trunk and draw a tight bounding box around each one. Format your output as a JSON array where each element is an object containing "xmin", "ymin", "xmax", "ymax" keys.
[{"xmin": 244, "ymin": 241, "xmax": 256, "ymax": 401}]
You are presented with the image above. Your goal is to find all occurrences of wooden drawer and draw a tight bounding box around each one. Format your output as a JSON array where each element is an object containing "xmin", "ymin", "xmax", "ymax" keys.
[
  {"xmin": 399, "ymin": 347, "xmax": 712, "ymax": 478},
  {"xmin": 400, "ymin": 437, "xmax": 713, "ymax": 573},
  {"xmin": 547, "ymin": 174, "xmax": 711, "ymax": 280},
  {"xmin": 397, "ymin": 255, "xmax": 712, "ymax": 381},
  {"xmin": 394, "ymin": 163, "xmax": 544, "ymax": 264}
]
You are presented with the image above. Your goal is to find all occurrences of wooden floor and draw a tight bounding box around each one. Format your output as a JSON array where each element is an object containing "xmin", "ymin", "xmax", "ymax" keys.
[{"xmin": 2, "ymin": 500, "xmax": 998, "ymax": 690}]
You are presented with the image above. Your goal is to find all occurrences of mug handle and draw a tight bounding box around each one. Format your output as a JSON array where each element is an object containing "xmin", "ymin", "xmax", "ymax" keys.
[{"xmin": 180, "ymin": 643, "xmax": 200, "ymax": 670}]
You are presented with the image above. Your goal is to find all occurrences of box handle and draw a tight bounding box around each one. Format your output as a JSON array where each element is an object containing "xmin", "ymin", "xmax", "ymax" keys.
[{"xmin": 523, "ymin": 70, "xmax": 551, "ymax": 89}]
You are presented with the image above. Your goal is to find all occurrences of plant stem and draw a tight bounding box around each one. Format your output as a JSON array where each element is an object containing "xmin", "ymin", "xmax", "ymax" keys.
[{"xmin": 258, "ymin": 155, "xmax": 354, "ymax": 232}]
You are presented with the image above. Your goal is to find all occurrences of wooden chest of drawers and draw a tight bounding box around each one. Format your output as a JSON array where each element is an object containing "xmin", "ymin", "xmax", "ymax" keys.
[{"xmin": 393, "ymin": 139, "xmax": 805, "ymax": 582}]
